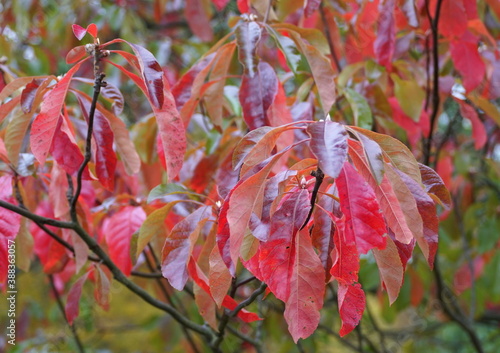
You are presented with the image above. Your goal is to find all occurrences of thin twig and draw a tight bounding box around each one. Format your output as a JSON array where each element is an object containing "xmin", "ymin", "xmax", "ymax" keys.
[
  {"xmin": 48, "ymin": 275, "xmax": 86, "ymax": 353},
  {"xmin": 301, "ymin": 166, "xmax": 324, "ymax": 230}
]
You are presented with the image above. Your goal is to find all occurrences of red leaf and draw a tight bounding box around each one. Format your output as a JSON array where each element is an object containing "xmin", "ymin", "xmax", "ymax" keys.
[
  {"xmin": 186, "ymin": 0, "xmax": 214, "ymax": 42},
  {"xmin": 161, "ymin": 206, "xmax": 213, "ymax": 290},
  {"xmin": 374, "ymin": 0, "xmax": 395, "ymax": 68},
  {"xmin": 65, "ymin": 271, "xmax": 90, "ymax": 324},
  {"xmin": 348, "ymin": 140, "xmax": 414, "ymax": 244},
  {"xmin": 209, "ymin": 245, "xmax": 233, "ymax": 308},
  {"xmin": 284, "ymin": 228, "xmax": 325, "ymax": 342},
  {"xmin": 49, "ymin": 162, "xmax": 70, "ymax": 218},
  {"xmin": 330, "ymin": 217, "xmax": 365, "ymax": 336},
  {"xmin": 458, "ymin": 101, "xmax": 486, "ymax": 150},
  {"xmin": 453, "ymin": 256, "xmax": 485, "ymax": 294},
  {"xmin": 236, "ymin": 21, "xmax": 262, "ymax": 77},
  {"xmin": 30, "ymin": 62, "xmax": 83, "ymax": 165},
  {"xmin": 306, "ymin": 120, "xmax": 348, "ymax": 178},
  {"xmin": 227, "ymin": 149, "xmax": 290, "ymax": 267},
  {"xmin": 396, "ymin": 168, "xmax": 438, "ymax": 268},
  {"xmin": 76, "ymin": 94, "xmax": 117, "ymax": 189},
  {"xmin": 72, "ymin": 24, "xmax": 87, "ymax": 41},
  {"xmin": 101, "ymin": 206, "xmax": 146, "ymax": 276},
  {"xmin": 216, "ymin": 191, "xmax": 236, "ymax": 276},
  {"xmin": 237, "ymin": 0, "xmax": 250, "ymax": 13},
  {"xmin": 239, "ymin": 62, "xmax": 278, "ymax": 130},
  {"xmin": 338, "ymin": 282, "xmax": 365, "ymax": 337},
  {"xmin": 21, "ymin": 78, "xmax": 45, "ymax": 113},
  {"xmin": 440, "ymin": 0, "xmax": 468, "ymax": 38},
  {"xmin": 50, "ymin": 117, "xmax": 86, "ymax": 176},
  {"xmin": 211, "ymin": 0, "xmax": 230, "ymax": 11},
  {"xmin": 66, "ymin": 46, "xmax": 88, "ymax": 64},
  {"xmin": 372, "ymin": 236, "xmax": 404, "ymax": 304},
  {"xmin": 172, "ymin": 54, "xmax": 216, "ymax": 110},
  {"xmin": 450, "ymin": 38, "xmax": 485, "ymax": 92},
  {"xmin": 0, "ymin": 176, "xmax": 21, "ymax": 285},
  {"xmin": 94, "ymin": 264, "xmax": 110, "ymax": 310},
  {"xmin": 188, "ymin": 259, "xmax": 261, "ymax": 322},
  {"xmin": 128, "ymin": 43, "xmax": 165, "ymax": 109},
  {"xmin": 86, "ymin": 23, "xmax": 98, "ymax": 38},
  {"xmin": 30, "ymin": 202, "xmax": 69, "ymax": 274},
  {"xmin": 336, "ymin": 162, "xmax": 386, "ymax": 254},
  {"xmin": 259, "ymin": 189, "xmax": 311, "ymax": 301},
  {"xmin": 418, "ymin": 163, "xmax": 452, "ymax": 210}
]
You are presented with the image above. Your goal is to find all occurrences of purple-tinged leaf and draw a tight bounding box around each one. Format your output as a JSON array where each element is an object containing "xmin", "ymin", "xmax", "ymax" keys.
[
  {"xmin": 236, "ymin": 20, "xmax": 262, "ymax": 78},
  {"xmin": 374, "ymin": 0, "xmax": 396, "ymax": 68},
  {"xmin": 418, "ymin": 163, "xmax": 452, "ymax": 210},
  {"xmin": 162, "ymin": 206, "xmax": 213, "ymax": 290},
  {"xmin": 306, "ymin": 120, "xmax": 347, "ymax": 178}
]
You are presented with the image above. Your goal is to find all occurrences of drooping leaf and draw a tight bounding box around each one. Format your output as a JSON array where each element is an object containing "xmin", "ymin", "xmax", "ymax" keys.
[
  {"xmin": 396, "ymin": 168, "xmax": 438, "ymax": 268},
  {"xmin": 372, "ymin": 236, "xmax": 404, "ymax": 305},
  {"xmin": 288, "ymin": 30, "xmax": 336, "ymax": 113},
  {"xmin": 194, "ymin": 282, "xmax": 218, "ymax": 329},
  {"xmin": 227, "ymin": 148, "xmax": 291, "ymax": 267},
  {"xmin": 306, "ymin": 120, "xmax": 348, "ymax": 178},
  {"xmin": 374, "ymin": 0, "xmax": 395, "ymax": 68},
  {"xmin": 304, "ymin": 0, "xmax": 320, "ymax": 17},
  {"xmin": 239, "ymin": 61, "xmax": 278, "ymax": 130},
  {"xmin": 101, "ymin": 206, "xmax": 146, "ymax": 276},
  {"xmin": 350, "ymin": 126, "xmax": 422, "ymax": 184},
  {"xmin": 236, "ymin": 20, "xmax": 262, "ymax": 77},
  {"xmin": 329, "ymin": 217, "xmax": 365, "ymax": 336},
  {"xmin": 346, "ymin": 127, "xmax": 385, "ymax": 184},
  {"xmin": 259, "ymin": 189, "xmax": 311, "ymax": 301},
  {"xmin": 348, "ymin": 140, "xmax": 414, "ymax": 244},
  {"xmin": 94, "ymin": 264, "xmax": 110, "ymax": 311},
  {"xmin": 209, "ymin": 245, "xmax": 233, "ymax": 308},
  {"xmin": 161, "ymin": 206, "xmax": 213, "ymax": 290},
  {"xmin": 77, "ymin": 94, "xmax": 117, "ymax": 190},
  {"xmin": 450, "ymin": 38, "xmax": 485, "ymax": 92},
  {"xmin": 65, "ymin": 271, "xmax": 90, "ymax": 324},
  {"xmin": 418, "ymin": 163, "xmax": 452, "ymax": 210},
  {"xmin": 188, "ymin": 258, "xmax": 261, "ymax": 322},
  {"xmin": 49, "ymin": 117, "xmax": 87, "ymax": 176},
  {"xmin": 458, "ymin": 100, "xmax": 486, "ymax": 149},
  {"xmin": 204, "ymin": 43, "xmax": 236, "ymax": 126},
  {"xmin": 337, "ymin": 281, "xmax": 365, "ymax": 337},
  {"xmin": 172, "ymin": 54, "xmax": 216, "ymax": 110},
  {"xmin": 0, "ymin": 176, "xmax": 21, "ymax": 285},
  {"xmin": 336, "ymin": 162, "xmax": 386, "ymax": 254},
  {"xmin": 284, "ymin": 228, "xmax": 325, "ymax": 342},
  {"xmin": 20, "ymin": 78, "xmax": 44, "ymax": 113},
  {"xmin": 30, "ymin": 62, "xmax": 83, "ymax": 165}
]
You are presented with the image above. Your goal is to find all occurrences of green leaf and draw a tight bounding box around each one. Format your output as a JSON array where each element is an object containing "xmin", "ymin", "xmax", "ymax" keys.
[
  {"xmin": 344, "ymin": 88, "xmax": 373, "ymax": 129},
  {"xmin": 391, "ymin": 73, "xmax": 425, "ymax": 122},
  {"xmin": 266, "ymin": 25, "xmax": 301, "ymax": 74},
  {"xmin": 147, "ymin": 183, "xmax": 189, "ymax": 204}
]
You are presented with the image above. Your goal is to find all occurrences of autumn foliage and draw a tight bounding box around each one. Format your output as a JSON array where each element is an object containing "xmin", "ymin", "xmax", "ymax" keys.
[{"xmin": 1, "ymin": 0, "xmax": 500, "ymax": 352}]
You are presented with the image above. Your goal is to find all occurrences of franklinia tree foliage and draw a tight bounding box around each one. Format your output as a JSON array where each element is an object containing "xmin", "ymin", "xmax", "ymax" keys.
[{"xmin": 1, "ymin": 0, "xmax": 500, "ymax": 352}]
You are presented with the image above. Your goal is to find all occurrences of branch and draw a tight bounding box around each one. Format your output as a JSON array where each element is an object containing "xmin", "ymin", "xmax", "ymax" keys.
[
  {"xmin": 212, "ymin": 283, "xmax": 267, "ymax": 351},
  {"xmin": 301, "ymin": 166, "xmax": 324, "ymax": 230},
  {"xmin": 422, "ymin": 0, "xmax": 443, "ymax": 166},
  {"xmin": 48, "ymin": 275, "xmax": 85, "ymax": 353}
]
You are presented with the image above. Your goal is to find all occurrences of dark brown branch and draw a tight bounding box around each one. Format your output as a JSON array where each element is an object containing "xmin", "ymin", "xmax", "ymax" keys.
[
  {"xmin": 422, "ymin": 0, "xmax": 443, "ymax": 166},
  {"xmin": 48, "ymin": 275, "xmax": 85, "ymax": 353},
  {"xmin": 70, "ymin": 42, "xmax": 106, "ymax": 221},
  {"xmin": 301, "ymin": 167, "xmax": 324, "ymax": 230}
]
